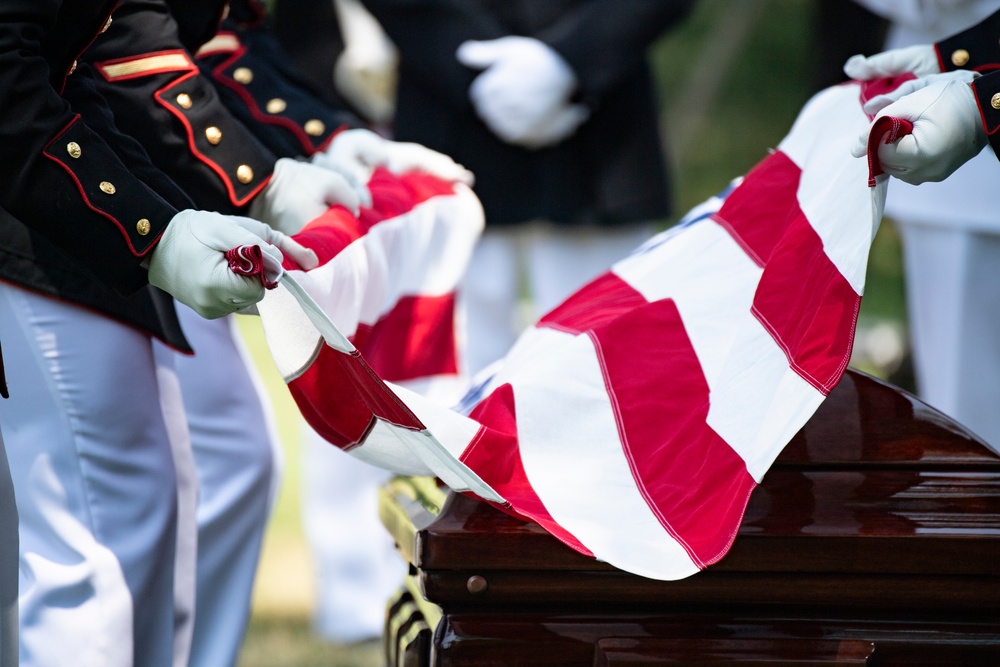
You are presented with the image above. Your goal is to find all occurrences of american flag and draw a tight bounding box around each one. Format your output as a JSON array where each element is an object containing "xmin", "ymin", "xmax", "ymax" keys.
[{"xmin": 252, "ymin": 78, "xmax": 901, "ymax": 580}]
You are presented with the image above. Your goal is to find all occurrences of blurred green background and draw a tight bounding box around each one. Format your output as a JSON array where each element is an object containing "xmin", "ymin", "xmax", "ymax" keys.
[{"xmin": 236, "ymin": 1, "xmax": 907, "ymax": 665}]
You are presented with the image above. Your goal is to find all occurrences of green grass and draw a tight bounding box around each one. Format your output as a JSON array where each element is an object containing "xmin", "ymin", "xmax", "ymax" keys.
[
  {"xmin": 240, "ymin": 616, "xmax": 382, "ymax": 667},
  {"xmin": 237, "ymin": 2, "xmax": 907, "ymax": 664}
]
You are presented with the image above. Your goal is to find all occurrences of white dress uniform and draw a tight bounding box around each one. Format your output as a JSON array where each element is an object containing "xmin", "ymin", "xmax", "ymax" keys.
[
  {"xmin": 301, "ymin": 426, "xmax": 405, "ymax": 643},
  {"xmin": 0, "ymin": 283, "xmax": 278, "ymax": 667},
  {"xmin": 0, "ymin": 283, "xmax": 187, "ymax": 667},
  {"xmin": 859, "ymin": 0, "xmax": 1000, "ymax": 448},
  {"xmin": 0, "ymin": 424, "xmax": 16, "ymax": 667},
  {"xmin": 169, "ymin": 307, "xmax": 281, "ymax": 667}
]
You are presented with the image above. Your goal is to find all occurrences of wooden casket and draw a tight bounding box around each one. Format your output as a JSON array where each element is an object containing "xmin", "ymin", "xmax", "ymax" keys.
[{"xmin": 379, "ymin": 370, "xmax": 1000, "ymax": 666}]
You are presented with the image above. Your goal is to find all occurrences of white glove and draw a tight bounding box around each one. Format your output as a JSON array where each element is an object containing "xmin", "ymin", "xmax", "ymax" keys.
[
  {"xmin": 334, "ymin": 45, "xmax": 398, "ymax": 125},
  {"xmin": 851, "ymin": 74, "xmax": 987, "ymax": 185},
  {"xmin": 844, "ymin": 44, "xmax": 941, "ymax": 80},
  {"xmin": 312, "ymin": 128, "xmax": 474, "ymax": 187},
  {"xmin": 148, "ymin": 210, "xmax": 316, "ymax": 319},
  {"xmin": 250, "ymin": 157, "xmax": 362, "ymax": 235},
  {"xmin": 456, "ymin": 36, "xmax": 590, "ymax": 149},
  {"xmin": 229, "ymin": 216, "xmax": 319, "ymax": 270},
  {"xmin": 862, "ymin": 69, "xmax": 979, "ymax": 115},
  {"xmin": 331, "ymin": 0, "xmax": 399, "ymax": 124}
]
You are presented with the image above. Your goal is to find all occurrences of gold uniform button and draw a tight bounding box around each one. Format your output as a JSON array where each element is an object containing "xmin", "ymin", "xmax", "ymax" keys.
[
  {"xmin": 101, "ymin": 16, "xmax": 113, "ymax": 33},
  {"xmin": 236, "ymin": 165, "xmax": 254, "ymax": 184},
  {"xmin": 136, "ymin": 218, "xmax": 151, "ymax": 236},
  {"xmin": 99, "ymin": 181, "xmax": 116, "ymax": 195},
  {"xmin": 233, "ymin": 67, "xmax": 253, "ymax": 84},
  {"xmin": 266, "ymin": 98, "xmax": 287, "ymax": 114},
  {"xmin": 304, "ymin": 119, "xmax": 326, "ymax": 136},
  {"xmin": 205, "ymin": 126, "xmax": 222, "ymax": 145},
  {"xmin": 951, "ymin": 49, "xmax": 970, "ymax": 67},
  {"xmin": 66, "ymin": 142, "xmax": 82, "ymax": 159},
  {"xmin": 991, "ymin": 93, "xmax": 1000, "ymax": 110},
  {"xmin": 176, "ymin": 93, "xmax": 193, "ymax": 109},
  {"xmin": 68, "ymin": 60, "xmax": 77, "ymax": 75}
]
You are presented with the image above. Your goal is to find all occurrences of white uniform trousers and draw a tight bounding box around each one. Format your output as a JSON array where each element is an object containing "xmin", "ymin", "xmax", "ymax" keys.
[
  {"xmin": 0, "ymin": 283, "xmax": 189, "ymax": 667},
  {"xmin": 870, "ymin": 0, "xmax": 1000, "ymax": 455},
  {"xmin": 0, "ymin": 285, "xmax": 278, "ymax": 667},
  {"xmin": 301, "ymin": 425, "xmax": 405, "ymax": 643},
  {"xmin": 0, "ymin": 426, "xmax": 17, "ymax": 667},
  {"xmin": 458, "ymin": 223, "xmax": 654, "ymax": 376},
  {"xmin": 169, "ymin": 307, "xmax": 280, "ymax": 667},
  {"xmin": 896, "ymin": 224, "xmax": 1000, "ymax": 452}
]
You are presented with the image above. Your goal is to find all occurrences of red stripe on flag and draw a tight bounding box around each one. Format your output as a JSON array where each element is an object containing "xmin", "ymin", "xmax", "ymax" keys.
[
  {"xmin": 538, "ymin": 272, "xmax": 650, "ymax": 333},
  {"xmin": 286, "ymin": 168, "xmax": 461, "ymax": 268},
  {"xmin": 712, "ymin": 151, "xmax": 802, "ymax": 267},
  {"xmin": 591, "ymin": 297, "xmax": 757, "ymax": 568},
  {"xmin": 288, "ymin": 207, "xmax": 366, "ymax": 267},
  {"xmin": 460, "ymin": 383, "xmax": 593, "ymax": 556},
  {"xmin": 353, "ymin": 293, "xmax": 459, "ymax": 381},
  {"xmin": 289, "ymin": 346, "xmax": 425, "ymax": 451},
  {"xmin": 366, "ymin": 168, "xmax": 457, "ymax": 218},
  {"xmin": 751, "ymin": 213, "xmax": 860, "ymax": 394},
  {"xmin": 715, "ymin": 149, "xmax": 860, "ymax": 393}
]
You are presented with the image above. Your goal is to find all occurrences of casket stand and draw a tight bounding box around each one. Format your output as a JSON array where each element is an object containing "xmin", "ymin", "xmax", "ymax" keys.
[{"xmin": 379, "ymin": 370, "xmax": 1000, "ymax": 666}]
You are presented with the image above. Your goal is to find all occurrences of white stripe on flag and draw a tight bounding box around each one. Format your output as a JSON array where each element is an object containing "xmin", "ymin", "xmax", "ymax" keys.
[
  {"xmin": 706, "ymin": 327, "xmax": 827, "ymax": 480},
  {"xmin": 779, "ymin": 84, "xmax": 882, "ymax": 293},
  {"xmin": 352, "ymin": 418, "xmax": 501, "ymax": 501},
  {"xmin": 293, "ymin": 240, "xmax": 381, "ymax": 339},
  {"xmin": 612, "ymin": 213, "xmax": 827, "ymax": 482},
  {"xmin": 291, "ymin": 203, "xmax": 474, "ymax": 339},
  {"xmin": 258, "ymin": 281, "xmax": 325, "ymax": 381},
  {"xmin": 504, "ymin": 327, "xmax": 700, "ymax": 580},
  {"xmin": 612, "ymin": 219, "xmax": 762, "ymax": 387}
]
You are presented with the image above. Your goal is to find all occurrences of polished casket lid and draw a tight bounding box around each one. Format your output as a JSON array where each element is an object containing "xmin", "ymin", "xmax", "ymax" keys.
[{"xmin": 380, "ymin": 370, "xmax": 1000, "ymax": 610}]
